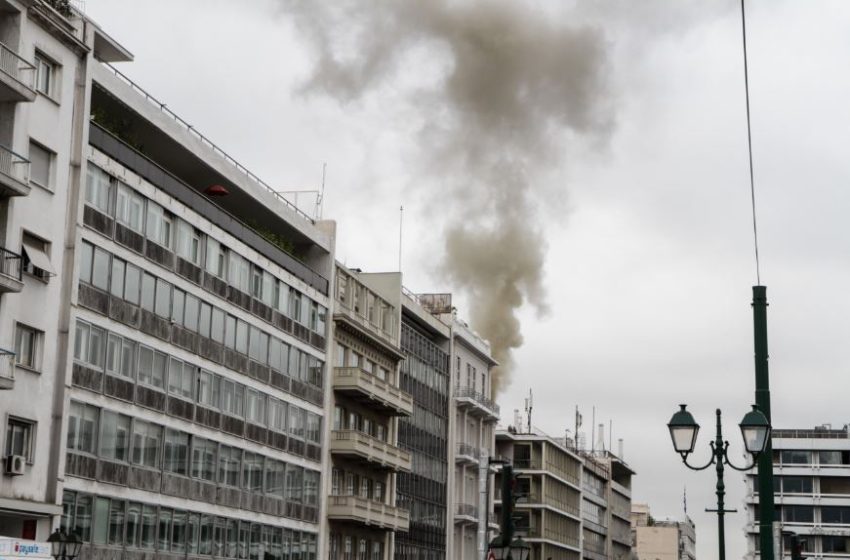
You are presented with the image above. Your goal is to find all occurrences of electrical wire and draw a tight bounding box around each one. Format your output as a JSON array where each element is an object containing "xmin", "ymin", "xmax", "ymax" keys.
[{"xmin": 740, "ymin": 0, "xmax": 761, "ymax": 285}]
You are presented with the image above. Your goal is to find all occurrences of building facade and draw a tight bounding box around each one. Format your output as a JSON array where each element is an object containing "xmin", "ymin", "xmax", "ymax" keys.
[
  {"xmin": 495, "ymin": 430, "xmax": 584, "ymax": 560},
  {"xmin": 449, "ymin": 319, "xmax": 499, "ymax": 560},
  {"xmin": 326, "ymin": 266, "xmax": 411, "ymax": 559},
  {"xmin": 2, "ymin": 2, "xmax": 338, "ymax": 558},
  {"xmin": 745, "ymin": 425, "xmax": 850, "ymax": 560},
  {"xmin": 631, "ymin": 504, "xmax": 696, "ymax": 560},
  {"xmin": 394, "ymin": 294, "xmax": 451, "ymax": 560}
]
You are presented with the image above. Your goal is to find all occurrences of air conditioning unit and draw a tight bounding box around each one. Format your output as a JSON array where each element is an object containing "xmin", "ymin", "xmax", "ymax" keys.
[{"xmin": 4, "ymin": 454, "xmax": 25, "ymax": 476}]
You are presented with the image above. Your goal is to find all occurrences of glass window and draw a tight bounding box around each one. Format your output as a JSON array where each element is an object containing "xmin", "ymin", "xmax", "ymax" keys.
[
  {"xmin": 140, "ymin": 273, "xmax": 155, "ymax": 311},
  {"xmin": 146, "ymin": 202, "xmax": 172, "ymax": 248},
  {"xmin": 14, "ymin": 323, "xmax": 42, "ymax": 371},
  {"xmin": 163, "ymin": 429, "xmax": 189, "ymax": 475},
  {"xmin": 124, "ymin": 263, "xmax": 141, "ymax": 305},
  {"xmin": 85, "ymin": 163, "xmax": 111, "ymax": 214},
  {"xmin": 242, "ymin": 453, "xmax": 263, "ymax": 492},
  {"xmin": 306, "ymin": 413, "xmax": 321, "ymax": 444},
  {"xmin": 184, "ymin": 294, "xmax": 200, "ymax": 332},
  {"xmin": 67, "ymin": 401, "xmax": 99, "ymax": 454},
  {"xmin": 205, "ymin": 237, "xmax": 225, "ymax": 278},
  {"xmin": 157, "ymin": 508, "xmax": 172, "ymax": 551},
  {"xmin": 225, "ymin": 315, "xmax": 237, "ymax": 349},
  {"xmin": 218, "ymin": 445, "xmax": 241, "ymax": 487},
  {"xmin": 198, "ymin": 303, "xmax": 212, "ymax": 338},
  {"xmin": 171, "ymin": 510, "xmax": 187, "ymax": 553},
  {"xmin": 268, "ymin": 399, "xmax": 287, "ymax": 433},
  {"xmin": 246, "ymin": 389, "xmax": 266, "ymax": 426},
  {"xmin": 140, "ymin": 505, "xmax": 157, "ymax": 550},
  {"xmin": 780, "ymin": 450, "xmax": 812, "ymax": 465},
  {"xmin": 168, "ymin": 358, "xmax": 194, "ymax": 400},
  {"xmin": 211, "ymin": 308, "xmax": 225, "ymax": 344},
  {"xmin": 191, "ymin": 437, "xmax": 217, "ymax": 482},
  {"xmin": 74, "ymin": 495, "xmax": 93, "ymax": 542},
  {"xmin": 175, "ymin": 220, "xmax": 201, "ymax": 265},
  {"xmin": 110, "ymin": 258, "xmax": 125, "ymax": 297},
  {"xmin": 115, "ymin": 182, "xmax": 145, "ymax": 233},
  {"xmin": 235, "ymin": 321, "xmax": 248, "ymax": 355},
  {"xmin": 92, "ymin": 247, "xmax": 111, "ymax": 291},
  {"xmin": 265, "ymin": 459, "xmax": 285, "ymax": 498},
  {"xmin": 107, "ymin": 499, "xmax": 125, "ymax": 546},
  {"xmin": 155, "ymin": 278, "xmax": 171, "ymax": 318},
  {"xmin": 171, "ymin": 289, "xmax": 185, "ymax": 326},
  {"xmin": 125, "ymin": 502, "xmax": 141, "ymax": 548},
  {"xmin": 197, "ymin": 370, "xmax": 219, "ymax": 409},
  {"xmin": 5, "ymin": 418, "xmax": 34, "ymax": 460},
  {"xmin": 289, "ymin": 406, "xmax": 304, "ymax": 440},
  {"xmin": 34, "ymin": 53, "xmax": 54, "ymax": 97},
  {"xmin": 187, "ymin": 513, "xmax": 200, "ymax": 555},
  {"xmin": 140, "ymin": 350, "xmax": 166, "ymax": 389},
  {"xmin": 100, "ymin": 410, "xmax": 131, "ymax": 462},
  {"xmin": 131, "ymin": 420, "xmax": 162, "ymax": 469},
  {"xmin": 78, "ymin": 241, "xmax": 93, "ymax": 284},
  {"xmin": 822, "ymin": 506, "xmax": 850, "ymax": 524},
  {"xmin": 782, "ymin": 505, "xmax": 814, "ymax": 523},
  {"xmin": 286, "ymin": 465, "xmax": 303, "ymax": 503}
]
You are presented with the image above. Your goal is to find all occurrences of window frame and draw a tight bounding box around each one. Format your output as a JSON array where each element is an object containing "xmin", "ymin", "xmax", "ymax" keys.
[
  {"xmin": 5, "ymin": 416, "xmax": 36, "ymax": 463},
  {"xmin": 14, "ymin": 322, "xmax": 43, "ymax": 372}
]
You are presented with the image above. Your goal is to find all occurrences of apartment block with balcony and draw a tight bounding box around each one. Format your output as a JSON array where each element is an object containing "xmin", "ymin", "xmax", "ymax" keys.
[
  {"xmin": 581, "ymin": 451, "xmax": 634, "ymax": 560},
  {"xmin": 326, "ymin": 266, "xmax": 411, "ymax": 559},
  {"xmin": 0, "ymin": 0, "xmax": 126, "ymax": 542},
  {"xmin": 395, "ymin": 293, "xmax": 452, "ymax": 560},
  {"xmin": 495, "ymin": 430, "xmax": 584, "ymax": 560},
  {"xmin": 449, "ymin": 318, "xmax": 498, "ymax": 560},
  {"xmin": 744, "ymin": 425, "xmax": 850, "ymax": 560}
]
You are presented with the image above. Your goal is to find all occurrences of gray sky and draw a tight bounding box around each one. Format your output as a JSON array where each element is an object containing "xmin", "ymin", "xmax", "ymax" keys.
[{"xmin": 86, "ymin": 1, "xmax": 850, "ymax": 558}]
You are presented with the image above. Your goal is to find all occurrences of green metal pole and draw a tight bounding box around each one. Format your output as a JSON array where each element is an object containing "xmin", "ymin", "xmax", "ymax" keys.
[
  {"xmin": 714, "ymin": 409, "xmax": 727, "ymax": 560},
  {"xmin": 752, "ymin": 286, "xmax": 775, "ymax": 560}
]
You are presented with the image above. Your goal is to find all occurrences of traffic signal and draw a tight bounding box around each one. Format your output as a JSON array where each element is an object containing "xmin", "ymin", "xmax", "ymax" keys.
[{"xmin": 498, "ymin": 465, "xmax": 517, "ymax": 547}]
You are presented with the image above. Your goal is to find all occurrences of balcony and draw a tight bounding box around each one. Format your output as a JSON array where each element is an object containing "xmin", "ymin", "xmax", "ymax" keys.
[
  {"xmin": 327, "ymin": 495, "xmax": 410, "ymax": 532},
  {"xmin": 0, "ymin": 246, "xmax": 23, "ymax": 293},
  {"xmin": 0, "ymin": 145, "xmax": 30, "ymax": 197},
  {"xmin": 333, "ymin": 301, "xmax": 400, "ymax": 354},
  {"xmin": 0, "ymin": 42, "xmax": 36, "ymax": 103},
  {"xmin": 330, "ymin": 430, "xmax": 411, "ymax": 472},
  {"xmin": 333, "ymin": 366, "xmax": 413, "ymax": 416},
  {"xmin": 456, "ymin": 442, "xmax": 480, "ymax": 464},
  {"xmin": 454, "ymin": 387, "xmax": 500, "ymax": 420},
  {"xmin": 0, "ymin": 349, "xmax": 14, "ymax": 390},
  {"xmin": 454, "ymin": 503, "xmax": 478, "ymax": 524}
]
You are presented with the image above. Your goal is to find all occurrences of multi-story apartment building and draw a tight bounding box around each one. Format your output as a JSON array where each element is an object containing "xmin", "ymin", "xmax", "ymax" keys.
[
  {"xmin": 631, "ymin": 504, "xmax": 696, "ymax": 560},
  {"xmin": 495, "ymin": 430, "xmax": 584, "ymax": 560},
  {"xmin": 585, "ymin": 451, "xmax": 634, "ymax": 560},
  {"xmin": 2, "ymin": 2, "xmax": 336, "ymax": 558},
  {"xmin": 394, "ymin": 293, "xmax": 451, "ymax": 560},
  {"xmin": 326, "ymin": 266, "xmax": 412, "ymax": 559},
  {"xmin": 745, "ymin": 425, "xmax": 850, "ymax": 560},
  {"xmin": 449, "ymin": 318, "xmax": 499, "ymax": 560}
]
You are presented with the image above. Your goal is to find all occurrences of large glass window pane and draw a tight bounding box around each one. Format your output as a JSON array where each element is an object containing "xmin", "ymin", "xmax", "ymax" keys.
[
  {"xmin": 132, "ymin": 421, "xmax": 162, "ymax": 469},
  {"xmin": 141, "ymin": 273, "xmax": 155, "ymax": 311},
  {"xmin": 92, "ymin": 247, "xmax": 110, "ymax": 291},
  {"xmin": 100, "ymin": 410, "xmax": 131, "ymax": 462},
  {"xmin": 218, "ymin": 446, "xmax": 241, "ymax": 487},
  {"xmin": 191, "ymin": 437, "xmax": 217, "ymax": 482},
  {"xmin": 79, "ymin": 241, "xmax": 93, "ymax": 283},
  {"xmin": 211, "ymin": 308, "xmax": 225, "ymax": 344},
  {"xmin": 163, "ymin": 429, "xmax": 189, "ymax": 475},
  {"xmin": 125, "ymin": 502, "xmax": 141, "ymax": 548},
  {"xmin": 74, "ymin": 495, "xmax": 93, "ymax": 542},
  {"xmin": 171, "ymin": 510, "xmax": 187, "ymax": 553},
  {"xmin": 236, "ymin": 321, "xmax": 248, "ymax": 355},
  {"xmin": 140, "ymin": 505, "xmax": 157, "ymax": 550},
  {"xmin": 225, "ymin": 315, "xmax": 236, "ymax": 349},
  {"xmin": 108, "ymin": 499, "xmax": 125, "ymax": 546},
  {"xmin": 184, "ymin": 294, "xmax": 200, "ymax": 332},
  {"xmin": 155, "ymin": 278, "xmax": 171, "ymax": 318},
  {"xmin": 198, "ymin": 303, "xmax": 212, "ymax": 338},
  {"xmin": 93, "ymin": 497, "xmax": 109, "ymax": 545},
  {"xmin": 171, "ymin": 289, "xmax": 185, "ymax": 326},
  {"xmin": 187, "ymin": 513, "xmax": 200, "ymax": 555},
  {"xmin": 197, "ymin": 370, "xmax": 219, "ymax": 409},
  {"xmin": 157, "ymin": 508, "xmax": 172, "ymax": 551},
  {"xmin": 110, "ymin": 258, "xmax": 125, "ymax": 298},
  {"xmin": 200, "ymin": 515, "xmax": 214, "ymax": 556},
  {"xmin": 124, "ymin": 264, "xmax": 141, "ymax": 304}
]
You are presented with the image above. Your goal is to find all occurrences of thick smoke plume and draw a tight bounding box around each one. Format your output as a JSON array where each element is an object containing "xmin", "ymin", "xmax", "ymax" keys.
[{"xmin": 282, "ymin": 0, "xmax": 612, "ymax": 394}]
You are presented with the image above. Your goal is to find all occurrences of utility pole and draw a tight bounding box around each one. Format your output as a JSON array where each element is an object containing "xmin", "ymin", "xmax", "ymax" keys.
[{"xmin": 753, "ymin": 286, "xmax": 775, "ymax": 560}]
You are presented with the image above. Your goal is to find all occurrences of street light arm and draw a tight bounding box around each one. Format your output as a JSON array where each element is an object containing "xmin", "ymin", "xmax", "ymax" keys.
[
  {"xmin": 723, "ymin": 442, "xmax": 761, "ymax": 472},
  {"xmin": 680, "ymin": 442, "xmax": 717, "ymax": 471}
]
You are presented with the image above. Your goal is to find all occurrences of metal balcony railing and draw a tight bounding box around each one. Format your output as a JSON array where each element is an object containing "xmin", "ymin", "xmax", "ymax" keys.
[
  {"xmin": 456, "ymin": 503, "xmax": 477, "ymax": 518},
  {"xmin": 0, "ymin": 145, "xmax": 30, "ymax": 185},
  {"xmin": 454, "ymin": 387, "xmax": 500, "ymax": 415},
  {"xmin": 0, "ymin": 246, "xmax": 22, "ymax": 282},
  {"xmin": 457, "ymin": 442, "xmax": 479, "ymax": 459},
  {"xmin": 0, "ymin": 42, "xmax": 35, "ymax": 90},
  {"xmin": 0, "ymin": 349, "xmax": 15, "ymax": 385}
]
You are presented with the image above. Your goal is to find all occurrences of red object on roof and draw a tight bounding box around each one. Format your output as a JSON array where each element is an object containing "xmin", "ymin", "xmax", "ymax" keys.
[{"xmin": 204, "ymin": 184, "xmax": 229, "ymax": 196}]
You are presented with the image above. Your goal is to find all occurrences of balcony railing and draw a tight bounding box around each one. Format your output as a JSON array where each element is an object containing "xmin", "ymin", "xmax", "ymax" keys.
[
  {"xmin": 0, "ymin": 349, "xmax": 14, "ymax": 389},
  {"xmin": 455, "ymin": 503, "xmax": 478, "ymax": 520},
  {"xmin": 327, "ymin": 495, "xmax": 410, "ymax": 531},
  {"xmin": 0, "ymin": 42, "xmax": 35, "ymax": 91},
  {"xmin": 0, "ymin": 144, "xmax": 30, "ymax": 194},
  {"xmin": 330, "ymin": 430, "xmax": 411, "ymax": 472},
  {"xmin": 454, "ymin": 387, "xmax": 500, "ymax": 417},
  {"xmin": 0, "ymin": 246, "xmax": 23, "ymax": 282},
  {"xmin": 333, "ymin": 366, "xmax": 413, "ymax": 416},
  {"xmin": 456, "ymin": 442, "xmax": 480, "ymax": 461}
]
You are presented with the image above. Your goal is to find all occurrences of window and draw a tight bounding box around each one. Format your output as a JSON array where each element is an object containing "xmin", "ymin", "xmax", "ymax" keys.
[
  {"xmin": 245, "ymin": 389, "xmax": 266, "ymax": 426},
  {"xmin": 14, "ymin": 323, "xmax": 42, "ymax": 371},
  {"xmin": 137, "ymin": 346, "xmax": 166, "ymax": 389},
  {"xmin": 131, "ymin": 420, "xmax": 162, "ymax": 469},
  {"xmin": 92, "ymin": 247, "xmax": 111, "ymax": 291},
  {"xmin": 115, "ymin": 182, "xmax": 144, "ymax": 232},
  {"xmin": 268, "ymin": 399, "xmax": 287, "ymax": 433},
  {"xmin": 146, "ymin": 202, "xmax": 172, "ymax": 248},
  {"xmin": 175, "ymin": 220, "xmax": 201, "ymax": 265},
  {"xmin": 168, "ymin": 358, "xmax": 194, "ymax": 401},
  {"xmin": 99, "ymin": 410, "xmax": 131, "ymax": 462},
  {"xmin": 242, "ymin": 452, "xmax": 263, "ymax": 492},
  {"xmin": 21, "ymin": 232, "xmax": 54, "ymax": 279},
  {"xmin": 227, "ymin": 252, "xmax": 250, "ymax": 293},
  {"xmin": 67, "ymin": 401, "xmax": 99, "ymax": 454},
  {"xmin": 191, "ymin": 437, "xmax": 217, "ymax": 482},
  {"xmin": 184, "ymin": 294, "xmax": 200, "ymax": 332},
  {"xmin": 34, "ymin": 52, "xmax": 56, "ymax": 97},
  {"xmin": 124, "ymin": 263, "xmax": 141, "ymax": 305},
  {"xmin": 29, "ymin": 141, "xmax": 54, "ymax": 190},
  {"xmin": 5, "ymin": 417, "xmax": 35, "ymax": 461},
  {"xmin": 140, "ymin": 273, "xmax": 155, "ymax": 311},
  {"xmin": 218, "ymin": 446, "xmax": 241, "ymax": 487},
  {"xmin": 163, "ymin": 429, "xmax": 189, "ymax": 475},
  {"xmin": 85, "ymin": 163, "xmax": 112, "ymax": 214},
  {"xmin": 205, "ymin": 238, "xmax": 226, "ymax": 278},
  {"xmin": 197, "ymin": 370, "xmax": 219, "ymax": 409},
  {"xmin": 155, "ymin": 278, "xmax": 171, "ymax": 318}
]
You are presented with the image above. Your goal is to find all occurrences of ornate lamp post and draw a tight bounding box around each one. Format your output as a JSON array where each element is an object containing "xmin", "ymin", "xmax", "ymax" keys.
[
  {"xmin": 47, "ymin": 528, "xmax": 82, "ymax": 560},
  {"xmin": 488, "ymin": 536, "xmax": 530, "ymax": 560},
  {"xmin": 667, "ymin": 404, "xmax": 770, "ymax": 560}
]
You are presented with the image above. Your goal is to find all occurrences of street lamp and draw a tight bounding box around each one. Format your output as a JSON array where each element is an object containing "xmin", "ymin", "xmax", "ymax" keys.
[
  {"xmin": 488, "ymin": 536, "xmax": 531, "ymax": 560},
  {"xmin": 47, "ymin": 528, "xmax": 82, "ymax": 560},
  {"xmin": 667, "ymin": 405, "xmax": 770, "ymax": 560}
]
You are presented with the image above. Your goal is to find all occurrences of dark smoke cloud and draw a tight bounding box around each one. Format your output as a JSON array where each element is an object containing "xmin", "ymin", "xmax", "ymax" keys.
[{"xmin": 280, "ymin": 0, "xmax": 613, "ymax": 394}]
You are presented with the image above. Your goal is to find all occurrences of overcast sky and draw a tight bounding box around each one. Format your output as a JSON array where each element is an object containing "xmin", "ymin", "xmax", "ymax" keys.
[{"xmin": 85, "ymin": 1, "xmax": 850, "ymax": 558}]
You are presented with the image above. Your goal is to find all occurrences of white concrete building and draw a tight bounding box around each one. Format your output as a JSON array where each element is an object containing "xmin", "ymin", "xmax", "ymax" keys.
[
  {"xmin": 631, "ymin": 504, "xmax": 696, "ymax": 560},
  {"xmin": 448, "ymin": 318, "xmax": 499, "ymax": 560},
  {"xmin": 745, "ymin": 426, "xmax": 850, "ymax": 560},
  {"xmin": 1, "ymin": 2, "xmax": 336, "ymax": 558}
]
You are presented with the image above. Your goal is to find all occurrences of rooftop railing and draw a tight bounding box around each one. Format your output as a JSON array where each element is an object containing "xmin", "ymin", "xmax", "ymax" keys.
[
  {"xmin": 100, "ymin": 63, "xmax": 315, "ymax": 223},
  {"xmin": 0, "ymin": 144, "xmax": 30, "ymax": 185},
  {"xmin": 0, "ymin": 42, "xmax": 35, "ymax": 91}
]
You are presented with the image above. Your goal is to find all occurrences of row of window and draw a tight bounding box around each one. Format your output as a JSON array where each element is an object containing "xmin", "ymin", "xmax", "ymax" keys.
[
  {"xmin": 61, "ymin": 490, "xmax": 318, "ymax": 559},
  {"xmin": 327, "ymin": 532, "xmax": 385, "ymax": 560},
  {"xmin": 85, "ymin": 163, "xmax": 326, "ymax": 334},
  {"xmin": 775, "ymin": 449, "xmax": 850, "ymax": 466},
  {"xmin": 769, "ymin": 475, "xmax": 850, "ymax": 495},
  {"xmin": 764, "ymin": 505, "xmax": 850, "ymax": 524},
  {"xmin": 78, "ymin": 241, "xmax": 324, "ymax": 388},
  {"xmin": 66, "ymin": 401, "xmax": 320, "ymax": 499},
  {"xmin": 332, "ymin": 405, "xmax": 389, "ymax": 442},
  {"xmin": 330, "ymin": 467, "xmax": 388, "ymax": 504},
  {"xmin": 333, "ymin": 341, "xmax": 393, "ymax": 383},
  {"xmin": 73, "ymin": 319, "xmax": 322, "ymax": 439},
  {"xmin": 335, "ymin": 267, "xmax": 396, "ymax": 338}
]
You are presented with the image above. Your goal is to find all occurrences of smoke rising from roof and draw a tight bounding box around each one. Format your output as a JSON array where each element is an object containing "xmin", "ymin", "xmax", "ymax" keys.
[{"xmin": 282, "ymin": 0, "xmax": 613, "ymax": 394}]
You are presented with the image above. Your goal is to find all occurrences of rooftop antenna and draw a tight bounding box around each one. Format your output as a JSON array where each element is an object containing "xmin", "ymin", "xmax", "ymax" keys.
[
  {"xmin": 524, "ymin": 389, "xmax": 533, "ymax": 434},
  {"xmin": 316, "ymin": 163, "xmax": 326, "ymax": 219},
  {"xmin": 575, "ymin": 406, "xmax": 583, "ymax": 450}
]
